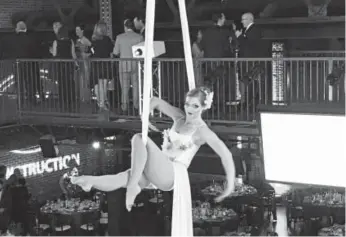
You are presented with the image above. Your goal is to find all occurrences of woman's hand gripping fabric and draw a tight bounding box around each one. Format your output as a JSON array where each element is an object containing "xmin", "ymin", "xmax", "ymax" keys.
[{"xmin": 141, "ymin": 113, "xmax": 160, "ymax": 132}]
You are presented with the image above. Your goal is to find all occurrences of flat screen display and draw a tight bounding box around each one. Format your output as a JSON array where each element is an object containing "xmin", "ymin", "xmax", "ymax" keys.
[{"xmin": 260, "ymin": 112, "xmax": 345, "ymax": 187}]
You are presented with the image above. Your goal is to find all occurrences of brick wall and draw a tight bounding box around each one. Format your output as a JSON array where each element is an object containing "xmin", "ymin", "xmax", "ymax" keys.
[
  {"xmin": 0, "ymin": 143, "xmax": 122, "ymax": 201},
  {"xmin": 0, "ymin": 0, "xmax": 84, "ymax": 28}
]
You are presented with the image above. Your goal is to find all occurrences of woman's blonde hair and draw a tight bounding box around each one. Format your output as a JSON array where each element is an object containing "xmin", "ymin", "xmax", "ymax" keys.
[{"xmin": 92, "ymin": 21, "xmax": 108, "ymax": 40}]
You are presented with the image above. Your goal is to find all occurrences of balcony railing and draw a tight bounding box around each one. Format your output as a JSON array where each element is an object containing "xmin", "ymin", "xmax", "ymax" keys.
[{"xmin": 0, "ymin": 57, "xmax": 344, "ymax": 126}]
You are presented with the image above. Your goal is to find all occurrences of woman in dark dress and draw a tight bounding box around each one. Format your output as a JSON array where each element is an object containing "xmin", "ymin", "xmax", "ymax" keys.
[
  {"xmin": 50, "ymin": 25, "xmax": 77, "ymax": 112},
  {"xmin": 75, "ymin": 24, "xmax": 92, "ymax": 103},
  {"xmin": 90, "ymin": 22, "xmax": 114, "ymax": 113}
]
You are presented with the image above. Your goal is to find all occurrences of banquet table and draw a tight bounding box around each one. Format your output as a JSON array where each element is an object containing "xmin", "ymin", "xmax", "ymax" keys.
[
  {"xmin": 301, "ymin": 193, "xmax": 345, "ymax": 224},
  {"xmin": 201, "ymin": 183, "xmax": 258, "ymax": 202},
  {"xmin": 40, "ymin": 198, "xmax": 100, "ymax": 235},
  {"xmin": 318, "ymin": 224, "xmax": 345, "ymax": 236},
  {"xmin": 200, "ymin": 183, "xmax": 265, "ymax": 230},
  {"xmin": 193, "ymin": 204, "xmax": 238, "ymax": 236}
]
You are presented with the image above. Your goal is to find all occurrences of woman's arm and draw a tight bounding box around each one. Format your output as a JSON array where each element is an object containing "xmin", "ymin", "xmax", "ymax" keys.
[
  {"xmin": 83, "ymin": 36, "xmax": 92, "ymax": 47},
  {"xmin": 150, "ymin": 96, "xmax": 185, "ymax": 121},
  {"xmin": 192, "ymin": 43, "xmax": 203, "ymax": 58},
  {"xmin": 51, "ymin": 40, "xmax": 57, "ymax": 57},
  {"xmin": 71, "ymin": 40, "xmax": 77, "ymax": 59},
  {"xmin": 199, "ymin": 126, "xmax": 236, "ymax": 202}
]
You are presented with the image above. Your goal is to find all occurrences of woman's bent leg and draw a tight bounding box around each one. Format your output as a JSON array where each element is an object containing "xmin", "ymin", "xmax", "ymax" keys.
[
  {"xmin": 125, "ymin": 133, "xmax": 175, "ymax": 211},
  {"xmin": 72, "ymin": 171, "xmax": 128, "ymax": 192},
  {"xmin": 125, "ymin": 134, "xmax": 149, "ymax": 210},
  {"xmin": 143, "ymin": 137, "xmax": 175, "ymax": 191},
  {"xmin": 128, "ymin": 133, "xmax": 174, "ymax": 191}
]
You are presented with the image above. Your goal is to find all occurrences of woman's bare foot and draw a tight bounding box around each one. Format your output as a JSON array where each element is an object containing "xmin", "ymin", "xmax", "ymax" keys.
[
  {"xmin": 70, "ymin": 176, "xmax": 93, "ymax": 192},
  {"xmin": 125, "ymin": 185, "xmax": 141, "ymax": 212}
]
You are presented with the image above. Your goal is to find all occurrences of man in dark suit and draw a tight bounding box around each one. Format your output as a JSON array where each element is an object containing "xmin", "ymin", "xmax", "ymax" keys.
[
  {"xmin": 235, "ymin": 13, "xmax": 271, "ymax": 110},
  {"xmin": 236, "ymin": 12, "xmax": 263, "ymax": 58},
  {"xmin": 201, "ymin": 13, "xmax": 237, "ymax": 111},
  {"xmin": 134, "ymin": 15, "xmax": 145, "ymax": 37},
  {"xmin": 2, "ymin": 21, "xmax": 43, "ymax": 105},
  {"xmin": 201, "ymin": 13, "xmax": 235, "ymax": 58}
]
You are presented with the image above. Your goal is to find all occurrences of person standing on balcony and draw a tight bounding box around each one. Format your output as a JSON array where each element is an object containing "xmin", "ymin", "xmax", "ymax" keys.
[
  {"xmin": 192, "ymin": 30, "xmax": 204, "ymax": 86},
  {"xmin": 113, "ymin": 19, "xmax": 143, "ymax": 114},
  {"xmin": 235, "ymin": 13, "xmax": 262, "ymax": 58},
  {"xmin": 53, "ymin": 22, "xmax": 62, "ymax": 38},
  {"xmin": 201, "ymin": 13, "xmax": 235, "ymax": 59},
  {"xmin": 133, "ymin": 14, "xmax": 145, "ymax": 37},
  {"xmin": 1, "ymin": 21, "xmax": 43, "ymax": 106},
  {"xmin": 90, "ymin": 22, "xmax": 114, "ymax": 114},
  {"xmin": 75, "ymin": 24, "xmax": 92, "ymax": 104},
  {"xmin": 200, "ymin": 13, "xmax": 237, "ymax": 112},
  {"xmin": 235, "ymin": 13, "xmax": 271, "ymax": 109},
  {"xmin": 50, "ymin": 25, "xmax": 77, "ymax": 112}
]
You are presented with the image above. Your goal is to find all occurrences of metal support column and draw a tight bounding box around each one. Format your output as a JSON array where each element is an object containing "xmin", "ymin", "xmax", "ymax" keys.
[{"xmin": 99, "ymin": 0, "xmax": 113, "ymax": 39}]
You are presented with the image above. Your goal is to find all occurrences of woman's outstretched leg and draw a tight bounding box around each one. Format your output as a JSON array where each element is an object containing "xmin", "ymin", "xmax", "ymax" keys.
[
  {"xmin": 125, "ymin": 133, "xmax": 148, "ymax": 211},
  {"xmin": 71, "ymin": 169, "xmax": 150, "ymax": 192},
  {"xmin": 71, "ymin": 170, "xmax": 130, "ymax": 192}
]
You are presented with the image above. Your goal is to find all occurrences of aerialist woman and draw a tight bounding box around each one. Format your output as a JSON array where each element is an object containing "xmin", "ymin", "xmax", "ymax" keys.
[{"xmin": 71, "ymin": 86, "xmax": 236, "ymax": 236}]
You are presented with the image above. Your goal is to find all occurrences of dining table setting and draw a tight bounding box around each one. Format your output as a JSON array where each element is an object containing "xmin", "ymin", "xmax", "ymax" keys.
[
  {"xmin": 192, "ymin": 200, "xmax": 239, "ymax": 236},
  {"xmin": 303, "ymin": 192, "xmax": 345, "ymax": 207},
  {"xmin": 318, "ymin": 224, "xmax": 345, "ymax": 236},
  {"xmin": 40, "ymin": 198, "xmax": 100, "ymax": 215},
  {"xmin": 201, "ymin": 181, "xmax": 258, "ymax": 199},
  {"xmin": 39, "ymin": 195, "xmax": 102, "ymax": 235},
  {"xmin": 301, "ymin": 191, "xmax": 345, "ymax": 221},
  {"xmin": 193, "ymin": 201, "xmax": 238, "ymax": 223}
]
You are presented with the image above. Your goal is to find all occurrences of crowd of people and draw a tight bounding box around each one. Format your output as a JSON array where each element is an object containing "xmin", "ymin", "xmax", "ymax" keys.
[
  {"xmin": 191, "ymin": 12, "xmax": 271, "ymax": 107},
  {"xmin": 0, "ymin": 14, "xmax": 147, "ymax": 115},
  {"xmin": 0, "ymin": 11, "xmax": 271, "ymax": 118}
]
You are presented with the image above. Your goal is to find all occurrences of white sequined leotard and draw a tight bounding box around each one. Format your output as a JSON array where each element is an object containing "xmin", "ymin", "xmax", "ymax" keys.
[{"xmin": 159, "ymin": 118, "xmax": 204, "ymax": 236}]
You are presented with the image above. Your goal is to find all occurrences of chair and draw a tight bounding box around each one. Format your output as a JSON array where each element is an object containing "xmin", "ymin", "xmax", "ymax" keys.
[
  {"xmin": 35, "ymin": 212, "xmax": 52, "ymax": 235},
  {"xmin": 79, "ymin": 211, "xmax": 100, "ymax": 235},
  {"xmin": 262, "ymin": 189, "xmax": 277, "ymax": 221},
  {"xmin": 99, "ymin": 211, "xmax": 108, "ymax": 235},
  {"xmin": 52, "ymin": 213, "xmax": 72, "ymax": 236},
  {"xmin": 99, "ymin": 211, "xmax": 108, "ymax": 225}
]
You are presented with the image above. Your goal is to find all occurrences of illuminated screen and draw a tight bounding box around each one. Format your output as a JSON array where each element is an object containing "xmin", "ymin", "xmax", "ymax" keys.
[{"xmin": 260, "ymin": 112, "xmax": 345, "ymax": 187}]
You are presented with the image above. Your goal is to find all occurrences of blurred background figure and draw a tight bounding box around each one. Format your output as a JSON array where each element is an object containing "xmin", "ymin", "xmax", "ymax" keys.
[
  {"xmin": 192, "ymin": 30, "xmax": 204, "ymax": 86},
  {"xmin": 0, "ymin": 179, "xmax": 12, "ymax": 235},
  {"xmin": 75, "ymin": 24, "xmax": 92, "ymax": 104},
  {"xmin": 10, "ymin": 177, "xmax": 30, "ymax": 236},
  {"xmin": 113, "ymin": 19, "xmax": 143, "ymax": 114},
  {"xmin": 59, "ymin": 159, "xmax": 81, "ymax": 199},
  {"xmin": 90, "ymin": 21, "xmax": 114, "ymax": 115},
  {"xmin": 50, "ymin": 25, "xmax": 77, "ymax": 112}
]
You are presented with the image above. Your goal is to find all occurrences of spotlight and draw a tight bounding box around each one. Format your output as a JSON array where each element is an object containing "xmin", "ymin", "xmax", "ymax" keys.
[
  {"xmin": 134, "ymin": 49, "xmax": 143, "ymax": 57},
  {"xmin": 236, "ymin": 136, "xmax": 242, "ymax": 149},
  {"xmin": 92, "ymin": 141, "xmax": 100, "ymax": 149}
]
